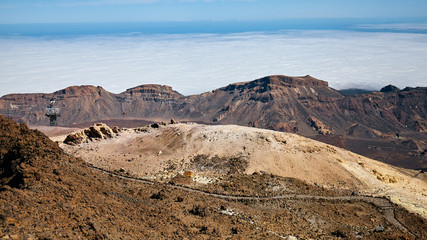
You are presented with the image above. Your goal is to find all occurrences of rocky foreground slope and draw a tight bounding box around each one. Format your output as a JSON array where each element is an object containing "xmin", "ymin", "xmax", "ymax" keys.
[
  {"xmin": 1, "ymin": 75, "xmax": 426, "ymax": 170},
  {"xmin": 2, "ymin": 115, "xmax": 427, "ymax": 239}
]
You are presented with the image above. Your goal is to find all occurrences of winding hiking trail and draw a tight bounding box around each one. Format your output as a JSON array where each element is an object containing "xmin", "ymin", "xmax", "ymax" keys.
[{"xmin": 87, "ymin": 164, "xmax": 415, "ymax": 238}]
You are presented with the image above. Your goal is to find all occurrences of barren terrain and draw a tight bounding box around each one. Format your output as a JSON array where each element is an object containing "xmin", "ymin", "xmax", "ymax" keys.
[
  {"xmin": 59, "ymin": 122, "xmax": 427, "ymax": 219},
  {"xmin": 1, "ymin": 116, "xmax": 427, "ymax": 239}
]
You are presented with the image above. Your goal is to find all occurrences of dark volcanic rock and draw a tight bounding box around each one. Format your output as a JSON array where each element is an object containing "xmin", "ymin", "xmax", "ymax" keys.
[
  {"xmin": 380, "ymin": 85, "xmax": 400, "ymax": 93},
  {"xmin": 339, "ymin": 88, "xmax": 375, "ymax": 96}
]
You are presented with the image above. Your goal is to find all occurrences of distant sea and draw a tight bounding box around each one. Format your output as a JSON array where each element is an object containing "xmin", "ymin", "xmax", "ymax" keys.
[
  {"xmin": 2, "ymin": 18, "xmax": 427, "ymax": 36},
  {"xmin": 1, "ymin": 18, "xmax": 427, "ymax": 97}
]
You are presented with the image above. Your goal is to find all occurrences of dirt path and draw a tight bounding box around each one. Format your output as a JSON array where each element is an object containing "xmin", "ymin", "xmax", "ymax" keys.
[{"xmin": 87, "ymin": 164, "xmax": 415, "ymax": 237}]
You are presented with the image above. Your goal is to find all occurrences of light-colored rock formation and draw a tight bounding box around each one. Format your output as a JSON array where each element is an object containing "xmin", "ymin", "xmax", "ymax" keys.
[
  {"xmin": 63, "ymin": 123, "xmax": 118, "ymax": 145},
  {"xmin": 60, "ymin": 123, "xmax": 427, "ymax": 218}
]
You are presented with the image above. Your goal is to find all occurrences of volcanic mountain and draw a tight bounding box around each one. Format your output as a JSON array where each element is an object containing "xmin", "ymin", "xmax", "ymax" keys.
[{"xmin": 1, "ymin": 75, "xmax": 426, "ymax": 169}]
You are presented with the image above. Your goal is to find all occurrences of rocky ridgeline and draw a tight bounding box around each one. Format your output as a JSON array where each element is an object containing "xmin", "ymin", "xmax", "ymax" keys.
[
  {"xmin": 1, "ymin": 74, "xmax": 426, "ymax": 169},
  {"xmin": 1, "ymin": 74, "xmax": 425, "ymax": 137}
]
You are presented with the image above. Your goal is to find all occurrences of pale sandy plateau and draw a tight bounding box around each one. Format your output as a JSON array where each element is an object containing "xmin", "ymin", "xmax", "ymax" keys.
[{"xmin": 47, "ymin": 123, "xmax": 427, "ymax": 218}]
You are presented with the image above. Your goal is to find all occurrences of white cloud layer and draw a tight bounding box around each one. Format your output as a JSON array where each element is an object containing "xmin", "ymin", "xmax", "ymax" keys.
[{"xmin": 1, "ymin": 30, "xmax": 427, "ymax": 97}]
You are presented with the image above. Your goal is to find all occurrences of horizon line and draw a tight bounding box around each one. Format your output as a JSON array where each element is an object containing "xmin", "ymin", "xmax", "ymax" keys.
[{"xmin": 2, "ymin": 17, "xmax": 427, "ymax": 25}]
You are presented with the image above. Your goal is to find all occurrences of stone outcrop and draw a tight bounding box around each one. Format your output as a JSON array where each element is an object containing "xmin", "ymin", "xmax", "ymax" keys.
[
  {"xmin": 63, "ymin": 123, "xmax": 119, "ymax": 145},
  {"xmin": 309, "ymin": 117, "xmax": 333, "ymax": 135}
]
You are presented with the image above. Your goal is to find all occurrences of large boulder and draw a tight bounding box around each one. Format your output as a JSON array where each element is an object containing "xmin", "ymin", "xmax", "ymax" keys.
[{"xmin": 63, "ymin": 123, "xmax": 118, "ymax": 145}]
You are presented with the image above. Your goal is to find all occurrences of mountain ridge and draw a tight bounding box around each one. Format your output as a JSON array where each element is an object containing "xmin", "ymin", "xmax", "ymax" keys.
[{"xmin": 1, "ymin": 74, "xmax": 426, "ymax": 169}]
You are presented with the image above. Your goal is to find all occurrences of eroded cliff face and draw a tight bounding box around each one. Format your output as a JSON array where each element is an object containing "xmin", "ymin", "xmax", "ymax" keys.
[
  {"xmin": 336, "ymin": 87, "xmax": 427, "ymax": 134},
  {"xmin": 118, "ymin": 84, "xmax": 185, "ymax": 119},
  {"xmin": 0, "ymin": 85, "xmax": 122, "ymax": 125},
  {"xmin": 1, "ymin": 75, "xmax": 426, "ymax": 153},
  {"xmin": 179, "ymin": 75, "xmax": 343, "ymax": 136}
]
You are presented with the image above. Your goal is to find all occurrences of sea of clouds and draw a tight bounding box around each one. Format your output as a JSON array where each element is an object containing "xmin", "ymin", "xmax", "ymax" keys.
[{"xmin": 1, "ymin": 30, "xmax": 427, "ymax": 97}]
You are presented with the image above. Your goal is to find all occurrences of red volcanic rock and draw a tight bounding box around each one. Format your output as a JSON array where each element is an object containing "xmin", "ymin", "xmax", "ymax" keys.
[
  {"xmin": 119, "ymin": 84, "xmax": 184, "ymax": 119},
  {"xmin": 0, "ymin": 75, "xmax": 426, "ymax": 169},
  {"xmin": 53, "ymin": 85, "xmax": 106, "ymax": 96},
  {"xmin": 268, "ymin": 75, "xmax": 329, "ymax": 87},
  {"xmin": 1, "ymin": 75, "xmax": 424, "ymax": 138},
  {"xmin": 125, "ymin": 84, "xmax": 182, "ymax": 99},
  {"xmin": 217, "ymin": 75, "xmax": 330, "ymax": 94}
]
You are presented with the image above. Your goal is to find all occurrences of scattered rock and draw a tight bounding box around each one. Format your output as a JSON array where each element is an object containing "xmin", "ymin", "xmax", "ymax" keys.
[
  {"xmin": 150, "ymin": 191, "xmax": 166, "ymax": 200},
  {"xmin": 184, "ymin": 171, "xmax": 194, "ymax": 178},
  {"xmin": 8, "ymin": 235, "xmax": 19, "ymax": 240},
  {"xmin": 190, "ymin": 205, "xmax": 208, "ymax": 217},
  {"xmin": 199, "ymin": 226, "xmax": 208, "ymax": 234},
  {"xmin": 331, "ymin": 229, "xmax": 346, "ymax": 238},
  {"xmin": 169, "ymin": 174, "xmax": 192, "ymax": 185},
  {"xmin": 134, "ymin": 127, "xmax": 148, "ymax": 133},
  {"xmin": 374, "ymin": 224, "xmax": 384, "ymax": 232},
  {"xmin": 112, "ymin": 126, "xmax": 120, "ymax": 134},
  {"xmin": 176, "ymin": 196, "xmax": 184, "ymax": 202}
]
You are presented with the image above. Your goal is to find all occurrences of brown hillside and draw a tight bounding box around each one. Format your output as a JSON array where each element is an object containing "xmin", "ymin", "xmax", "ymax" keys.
[{"xmin": 1, "ymin": 75, "xmax": 426, "ymax": 170}]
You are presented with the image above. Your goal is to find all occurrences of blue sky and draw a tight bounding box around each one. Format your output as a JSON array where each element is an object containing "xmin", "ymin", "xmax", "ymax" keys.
[{"xmin": 1, "ymin": 0, "xmax": 427, "ymax": 24}]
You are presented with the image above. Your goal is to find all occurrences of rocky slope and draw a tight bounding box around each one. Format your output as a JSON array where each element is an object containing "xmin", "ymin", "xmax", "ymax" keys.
[
  {"xmin": 2, "ymin": 116, "xmax": 427, "ymax": 239},
  {"xmin": 1, "ymin": 75, "xmax": 426, "ymax": 169}
]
